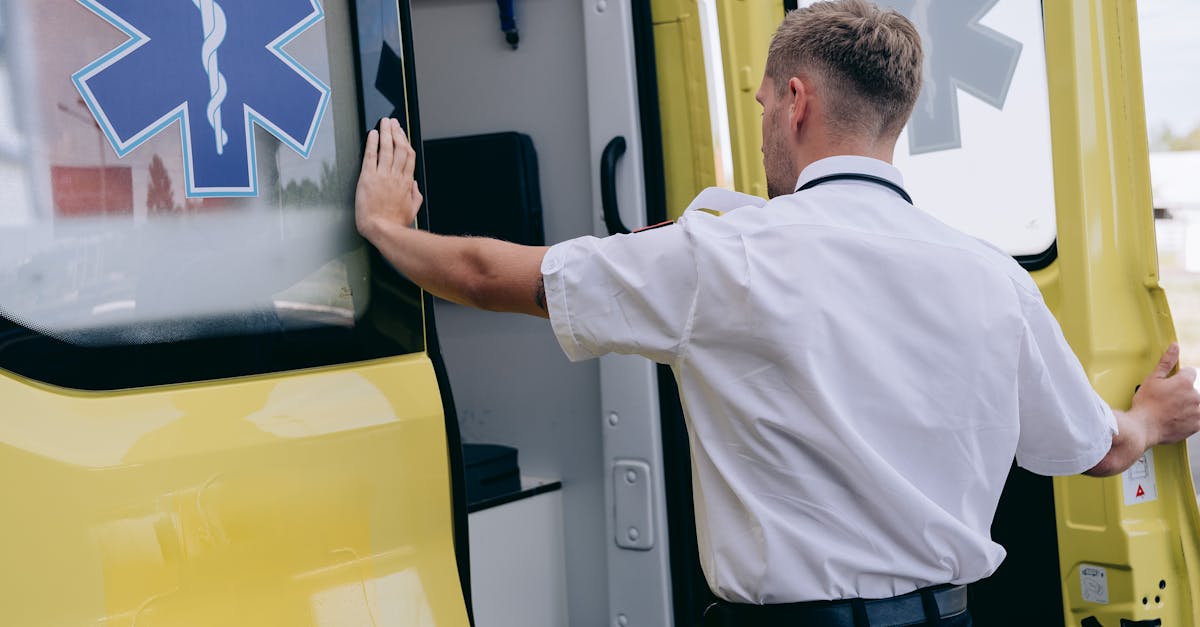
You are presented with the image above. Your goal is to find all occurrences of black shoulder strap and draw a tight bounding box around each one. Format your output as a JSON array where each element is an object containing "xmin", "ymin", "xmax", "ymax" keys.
[{"xmin": 796, "ymin": 173, "xmax": 913, "ymax": 205}]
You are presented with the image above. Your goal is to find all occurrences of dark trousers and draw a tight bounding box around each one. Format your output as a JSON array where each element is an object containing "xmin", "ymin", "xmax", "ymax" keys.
[
  {"xmin": 702, "ymin": 609, "xmax": 972, "ymax": 627},
  {"xmin": 701, "ymin": 598, "xmax": 973, "ymax": 627}
]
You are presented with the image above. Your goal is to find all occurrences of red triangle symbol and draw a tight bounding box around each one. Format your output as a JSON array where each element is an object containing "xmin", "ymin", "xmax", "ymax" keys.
[{"xmin": 1136, "ymin": 485, "xmax": 1145, "ymax": 498}]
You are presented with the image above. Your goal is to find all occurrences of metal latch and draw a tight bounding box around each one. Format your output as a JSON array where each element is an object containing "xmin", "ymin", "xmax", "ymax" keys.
[{"xmin": 613, "ymin": 459, "xmax": 654, "ymax": 551}]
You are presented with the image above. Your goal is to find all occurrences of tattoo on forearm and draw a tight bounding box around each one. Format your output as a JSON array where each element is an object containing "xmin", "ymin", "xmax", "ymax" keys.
[{"xmin": 535, "ymin": 276, "xmax": 547, "ymax": 312}]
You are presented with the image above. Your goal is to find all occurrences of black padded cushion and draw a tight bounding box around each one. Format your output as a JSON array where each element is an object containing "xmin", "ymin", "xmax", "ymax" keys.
[{"xmin": 423, "ymin": 132, "xmax": 545, "ymax": 246}]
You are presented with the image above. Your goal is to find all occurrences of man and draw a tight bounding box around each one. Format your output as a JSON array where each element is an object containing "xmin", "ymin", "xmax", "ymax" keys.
[{"xmin": 355, "ymin": 1, "xmax": 1200, "ymax": 625}]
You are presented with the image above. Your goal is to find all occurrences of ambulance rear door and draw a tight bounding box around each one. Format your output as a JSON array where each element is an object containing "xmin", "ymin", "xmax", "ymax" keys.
[{"xmin": 0, "ymin": 1, "xmax": 471, "ymax": 624}]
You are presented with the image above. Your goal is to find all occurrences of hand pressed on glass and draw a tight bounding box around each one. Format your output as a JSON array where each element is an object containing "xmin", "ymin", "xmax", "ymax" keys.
[{"xmin": 356, "ymin": 118, "xmax": 423, "ymax": 240}]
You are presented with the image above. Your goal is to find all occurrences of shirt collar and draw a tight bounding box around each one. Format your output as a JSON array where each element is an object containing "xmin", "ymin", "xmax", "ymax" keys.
[{"xmin": 793, "ymin": 155, "xmax": 905, "ymax": 193}]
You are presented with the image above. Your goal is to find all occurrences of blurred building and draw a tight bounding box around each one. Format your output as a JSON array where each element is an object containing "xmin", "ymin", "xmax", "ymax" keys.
[{"xmin": 1151, "ymin": 151, "xmax": 1200, "ymax": 272}]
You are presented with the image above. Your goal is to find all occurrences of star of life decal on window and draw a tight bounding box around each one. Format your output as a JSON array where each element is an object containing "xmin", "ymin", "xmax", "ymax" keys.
[{"xmin": 71, "ymin": 0, "xmax": 331, "ymax": 198}]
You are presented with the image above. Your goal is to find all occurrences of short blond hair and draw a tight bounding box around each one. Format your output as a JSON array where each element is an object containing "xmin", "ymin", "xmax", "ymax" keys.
[{"xmin": 766, "ymin": 0, "xmax": 922, "ymax": 139}]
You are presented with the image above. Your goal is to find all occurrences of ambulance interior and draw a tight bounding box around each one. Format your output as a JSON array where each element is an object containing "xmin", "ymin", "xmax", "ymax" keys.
[{"xmin": 405, "ymin": 1, "xmax": 618, "ymax": 626}]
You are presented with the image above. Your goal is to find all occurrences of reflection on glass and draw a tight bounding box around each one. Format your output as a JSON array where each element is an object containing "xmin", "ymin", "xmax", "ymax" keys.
[
  {"xmin": 355, "ymin": 0, "xmax": 405, "ymax": 128},
  {"xmin": 0, "ymin": 0, "xmax": 369, "ymax": 346}
]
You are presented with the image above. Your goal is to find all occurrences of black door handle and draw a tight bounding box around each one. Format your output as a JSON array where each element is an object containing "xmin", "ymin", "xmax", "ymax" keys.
[{"xmin": 601, "ymin": 136, "xmax": 631, "ymax": 235}]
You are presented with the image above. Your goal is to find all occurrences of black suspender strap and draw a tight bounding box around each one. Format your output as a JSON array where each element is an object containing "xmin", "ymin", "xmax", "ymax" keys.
[{"xmin": 796, "ymin": 172, "xmax": 914, "ymax": 205}]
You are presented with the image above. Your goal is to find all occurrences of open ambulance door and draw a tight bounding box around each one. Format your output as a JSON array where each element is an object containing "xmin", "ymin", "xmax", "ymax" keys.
[
  {"xmin": 1036, "ymin": 3, "xmax": 1200, "ymax": 625},
  {"xmin": 643, "ymin": 1, "xmax": 1200, "ymax": 625},
  {"xmin": 0, "ymin": 1, "xmax": 473, "ymax": 624}
]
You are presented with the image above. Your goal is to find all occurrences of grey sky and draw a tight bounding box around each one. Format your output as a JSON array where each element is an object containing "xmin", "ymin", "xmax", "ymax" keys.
[{"xmin": 1139, "ymin": 0, "xmax": 1200, "ymax": 134}]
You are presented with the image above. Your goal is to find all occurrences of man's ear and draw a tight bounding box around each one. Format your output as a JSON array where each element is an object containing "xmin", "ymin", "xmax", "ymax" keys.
[{"xmin": 787, "ymin": 76, "xmax": 808, "ymax": 132}]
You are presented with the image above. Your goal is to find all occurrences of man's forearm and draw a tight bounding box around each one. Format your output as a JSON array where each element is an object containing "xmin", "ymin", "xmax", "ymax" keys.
[
  {"xmin": 1085, "ymin": 408, "xmax": 1154, "ymax": 477},
  {"xmin": 363, "ymin": 217, "xmax": 550, "ymax": 317}
]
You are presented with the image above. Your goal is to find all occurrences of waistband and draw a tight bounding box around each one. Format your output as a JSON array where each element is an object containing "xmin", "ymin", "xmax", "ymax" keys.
[{"xmin": 704, "ymin": 584, "xmax": 968, "ymax": 627}]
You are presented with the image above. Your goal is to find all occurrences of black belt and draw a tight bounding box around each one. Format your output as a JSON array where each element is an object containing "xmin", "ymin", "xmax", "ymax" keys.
[{"xmin": 703, "ymin": 584, "xmax": 968, "ymax": 627}]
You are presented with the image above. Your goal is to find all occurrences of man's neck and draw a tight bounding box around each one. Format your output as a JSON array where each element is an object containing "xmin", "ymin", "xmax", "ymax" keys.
[{"xmin": 792, "ymin": 139, "xmax": 897, "ymax": 177}]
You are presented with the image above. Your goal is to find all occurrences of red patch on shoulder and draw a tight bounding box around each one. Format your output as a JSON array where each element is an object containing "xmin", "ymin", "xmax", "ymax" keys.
[{"xmin": 633, "ymin": 220, "xmax": 674, "ymax": 234}]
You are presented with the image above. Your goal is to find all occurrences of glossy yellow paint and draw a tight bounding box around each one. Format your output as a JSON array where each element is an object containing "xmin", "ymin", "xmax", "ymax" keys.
[
  {"xmin": 713, "ymin": 0, "xmax": 780, "ymax": 199},
  {"xmin": 650, "ymin": 0, "xmax": 719, "ymax": 219},
  {"xmin": 0, "ymin": 355, "xmax": 469, "ymax": 627},
  {"xmin": 651, "ymin": 0, "xmax": 780, "ymax": 218},
  {"xmin": 1039, "ymin": 1, "xmax": 1200, "ymax": 624}
]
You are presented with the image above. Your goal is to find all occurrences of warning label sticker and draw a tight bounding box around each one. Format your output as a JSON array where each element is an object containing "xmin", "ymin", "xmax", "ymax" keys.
[
  {"xmin": 1123, "ymin": 449, "xmax": 1158, "ymax": 505},
  {"xmin": 1080, "ymin": 564, "xmax": 1109, "ymax": 604}
]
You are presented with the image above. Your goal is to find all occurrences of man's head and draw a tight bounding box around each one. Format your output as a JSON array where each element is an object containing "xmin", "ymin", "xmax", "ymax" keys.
[{"xmin": 757, "ymin": 0, "xmax": 923, "ymax": 197}]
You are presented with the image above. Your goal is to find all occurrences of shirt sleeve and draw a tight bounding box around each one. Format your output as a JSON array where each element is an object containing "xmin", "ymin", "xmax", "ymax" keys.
[
  {"xmin": 540, "ymin": 223, "xmax": 698, "ymax": 364},
  {"xmin": 1014, "ymin": 289, "xmax": 1118, "ymax": 476}
]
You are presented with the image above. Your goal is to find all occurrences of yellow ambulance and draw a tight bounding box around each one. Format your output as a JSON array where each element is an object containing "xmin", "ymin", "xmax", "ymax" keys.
[{"xmin": 0, "ymin": 1, "xmax": 1195, "ymax": 626}]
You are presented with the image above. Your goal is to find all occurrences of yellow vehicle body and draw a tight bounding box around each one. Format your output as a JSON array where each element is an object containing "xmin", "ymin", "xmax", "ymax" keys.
[
  {"xmin": 3, "ymin": 0, "xmax": 1198, "ymax": 626},
  {"xmin": 0, "ymin": 0, "xmax": 473, "ymax": 624},
  {"xmin": 0, "ymin": 355, "xmax": 469, "ymax": 626},
  {"xmin": 650, "ymin": 0, "xmax": 781, "ymax": 218}
]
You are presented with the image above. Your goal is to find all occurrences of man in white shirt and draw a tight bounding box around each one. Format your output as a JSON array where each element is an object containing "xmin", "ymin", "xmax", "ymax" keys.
[{"xmin": 354, "ymin": 1, "xmax": 1200, "ymax": 625}]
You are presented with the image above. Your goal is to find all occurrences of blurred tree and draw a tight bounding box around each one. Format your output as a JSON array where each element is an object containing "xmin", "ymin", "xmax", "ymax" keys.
[
  {"xmin": 146, "ymin": 154, "xmax": 177, "ymax": 213},
  {"xmin": 1150, "ymin": 122, "xmax": 1200, "ymax": 152},
  {"xmin": 280, "ymin": 162, "xmax": 344, "ymax": 207}
]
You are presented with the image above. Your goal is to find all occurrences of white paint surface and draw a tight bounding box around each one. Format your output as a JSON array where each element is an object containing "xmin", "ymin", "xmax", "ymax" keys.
[{"xmin": 468, "ymin": 486, "xmax": 568, "ymax": 627}]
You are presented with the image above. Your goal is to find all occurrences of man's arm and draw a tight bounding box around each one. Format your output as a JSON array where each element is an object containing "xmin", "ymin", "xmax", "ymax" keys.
[
  {"xmin": 1086, "ymin": 343, "xmax": 1200, "ymax": 477},
  {"xmin": 355, "ymin": 118, "xmax": 549, "ymax": 318}
]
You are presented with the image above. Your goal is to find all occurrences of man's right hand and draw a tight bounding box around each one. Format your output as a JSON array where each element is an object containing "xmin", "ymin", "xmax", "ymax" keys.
[
  {"xmin": 1132, "ymin": 343, "xmax": 1200, "ymax": 446},
  {"xmin": 1087, "ymin": 343, "xmax": 1200, "ymax": 477}
]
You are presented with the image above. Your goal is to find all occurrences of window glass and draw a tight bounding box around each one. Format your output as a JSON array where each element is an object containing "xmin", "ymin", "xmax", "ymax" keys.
[
  {"xmin": 1138, "ymin": 0, "xmax": 1200, "ymax": 501},
  {"xmin": 797, "ymin": 0, "xmax": 1057, "ymax": 259},
  {"xmin": 0, "ymin": 0, "xmax": 424, "ymax": 388}
]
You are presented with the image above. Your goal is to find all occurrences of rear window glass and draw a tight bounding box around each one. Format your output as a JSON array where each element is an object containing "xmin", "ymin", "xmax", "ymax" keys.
[
  {"xmin": 0, "ymin": 0, "xmax": 369, "ymax": 347},
  {"xmin": 800, "ymin": 0, "xmax": 1058, "ymax": 259}
]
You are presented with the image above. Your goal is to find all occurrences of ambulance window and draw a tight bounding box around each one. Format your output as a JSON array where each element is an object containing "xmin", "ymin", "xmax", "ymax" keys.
[
  {"xmin": 0, "ymin": 1, "xmax": 424, "ymax": 389},
  {"xmin": 798, "ymin": 0, "xmax": 1058, "ymax": 263}
]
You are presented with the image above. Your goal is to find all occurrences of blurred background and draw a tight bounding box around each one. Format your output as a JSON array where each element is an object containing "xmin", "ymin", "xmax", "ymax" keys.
[{"xmin": 1138, "ymin": 0, "xmax": 1200, "ymax": 493}]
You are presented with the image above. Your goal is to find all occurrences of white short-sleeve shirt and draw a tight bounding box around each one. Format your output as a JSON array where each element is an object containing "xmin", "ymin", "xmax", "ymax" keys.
[{"xmin": 540, "ymin": 156, "xmax": 1117, "ymax": 603}]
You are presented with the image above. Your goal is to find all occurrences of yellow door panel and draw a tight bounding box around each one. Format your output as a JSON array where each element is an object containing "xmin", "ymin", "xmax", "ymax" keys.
[
  {"xmin": 650, "ymin": 0, "xmax": 720, "ymax": 219},
  {"xmin": 1040, "ymin": 1, "xmax": 1200, "ymax": 624},
  {"xmin": 0, "ymin": 355, "xmax": 469, "ymax": 627},
  {"xmin": 713, "ymin": 0, "xmax": 781, "ymax": 199},
  {"xmin": 652, "ymin": 0, "xmax": 780, "ymax": 217}
]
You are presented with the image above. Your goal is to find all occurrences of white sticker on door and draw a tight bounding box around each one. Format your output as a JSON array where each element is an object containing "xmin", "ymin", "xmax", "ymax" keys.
[
  {"xmin": 1123, "ymin": 449, "xmax": 1158, "ymax": 505},
  {"xmin": 1080, "ymin": 564, "xmax": 1109, "ymax": 604}
]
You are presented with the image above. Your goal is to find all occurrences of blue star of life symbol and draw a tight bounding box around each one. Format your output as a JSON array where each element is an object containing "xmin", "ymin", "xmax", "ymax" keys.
[
  {"xmin": 876, "ymin": 0, "xmax": 1023, "ymax": 155},
  {"xmin": 72, "ymin": 0, "xmax": 331, "ymax": 197}
]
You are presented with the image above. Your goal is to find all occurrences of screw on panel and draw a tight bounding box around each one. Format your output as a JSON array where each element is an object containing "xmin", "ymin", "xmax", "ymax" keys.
[
  {"xmin": 616, "ymin": 614, "xmax": 629, "ymax": 627},
  {"xmin": 596, "ymin": 0, "xmax": 608, "ymax": 13},
  {"xmin": 608, "ymin": 411, "xmax": 620, "ymax": 426},
  {"xmin": 625, "ymin": 469, "xmax": 638, "ymax": 484},
  {"xmin": 627, "ymin": 527, "xmax": 640, "ymax": 542}
]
